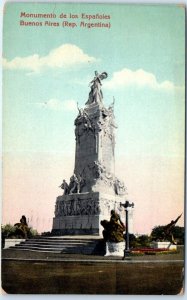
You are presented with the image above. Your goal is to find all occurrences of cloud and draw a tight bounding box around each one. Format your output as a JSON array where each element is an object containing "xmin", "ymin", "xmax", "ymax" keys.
[
  {"xmin": 105, "ymin": 68, "xmax": 176, "ymax": 91},
  {"xmin": 3, "ymin": 44, "xmax": 96, "ymax": 72},
  {"xmin": 37, "ymin": 98, "xmax": 77, "ymax": 111}
]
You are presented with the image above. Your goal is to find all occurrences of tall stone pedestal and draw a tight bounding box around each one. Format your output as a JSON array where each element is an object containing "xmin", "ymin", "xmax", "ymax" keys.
[{"xmin": 52, "ymin": 192, "xmax": 124, "ymax": 236}]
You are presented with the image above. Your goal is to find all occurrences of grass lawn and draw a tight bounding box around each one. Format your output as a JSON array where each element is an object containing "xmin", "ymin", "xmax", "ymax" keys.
[{"xmin": 1, "ymin": 247, "xmax": 184, "ymax": 295}]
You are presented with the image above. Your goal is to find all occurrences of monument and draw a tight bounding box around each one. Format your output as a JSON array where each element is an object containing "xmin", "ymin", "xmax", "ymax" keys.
[{"xmin": 52, "ymin": 71, "xmax": 128, "ymax": 236}]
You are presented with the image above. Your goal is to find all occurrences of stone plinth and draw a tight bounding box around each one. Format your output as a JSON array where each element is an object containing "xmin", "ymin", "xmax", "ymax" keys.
[
  {"xmin": 150, "ymin": 241, "xmax": 177, "ymax": 250},
  {"xmin": 52, "ymin": 192, "xmax": 124, "ymax": 236},
  {"xmin": 105, "ymin": 241, "xmax": 125, "ymax": 256}
]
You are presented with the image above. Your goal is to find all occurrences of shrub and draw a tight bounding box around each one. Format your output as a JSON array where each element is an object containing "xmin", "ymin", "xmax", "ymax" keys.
[
  {"xmin": 1, "ymin": 224, "xmax": 16, "ymax": 237},
  {"xmin": 1, "ymin": 223, "xmax": 39, "ymax": 238}
]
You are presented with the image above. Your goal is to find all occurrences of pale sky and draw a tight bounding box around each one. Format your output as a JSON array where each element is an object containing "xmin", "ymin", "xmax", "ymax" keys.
[{"xmin": 2, "ymin": 2, "xmax": 185, "ymax": 234}]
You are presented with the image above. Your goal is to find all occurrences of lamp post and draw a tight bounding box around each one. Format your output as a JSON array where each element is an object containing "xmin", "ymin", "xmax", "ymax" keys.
[{"xmin": 120, "ymin": 200, "xmax": 134, "ymax": 258}]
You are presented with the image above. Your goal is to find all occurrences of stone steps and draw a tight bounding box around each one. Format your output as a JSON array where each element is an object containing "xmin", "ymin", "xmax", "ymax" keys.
[
  {"xmin": 23, "ymin": 239, "xmax": 95, "ymax": 243},
  {"xmin": 9, "ymin": 236, "xmax": 105, "ymax": 255},
  {"xmin": 18, "ymin": 242, "xmax": 92, "ymax": 247}
]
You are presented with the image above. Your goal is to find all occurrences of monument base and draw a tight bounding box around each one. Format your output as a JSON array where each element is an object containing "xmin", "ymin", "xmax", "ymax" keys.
[
  {"xmin": 105, "ymin": 241, "xmax": 125, "ymax": 256},
  {"xmin": 150, "ymin": 241, "xmax": 177, "ymax": 250},
  {"xmin": 52, "ymin": 192, "xmax": 124, "ymax": 236}
]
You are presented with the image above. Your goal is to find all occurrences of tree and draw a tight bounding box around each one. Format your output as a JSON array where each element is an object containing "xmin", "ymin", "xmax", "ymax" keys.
[
  {"xmin": 125, "ymin": 234, "xmax": 151, "ymax": 248},
  {"xmin": 1, "ymin": 224, "xmax": 16, "ymax": 237},
  {"xmin": 172, "ymin": 226, "xmax": 184, "ymax": 245},
  {"xmin": 136, "ymin": 235, "xmax": 151, "ymax": 247},
  {"xmin": 151, "ymin": 226, "xmax": 165, "ymax": 241},
  {"xmin": 151, "ymin": 225, "xmax": 184, "ymax": 245}
]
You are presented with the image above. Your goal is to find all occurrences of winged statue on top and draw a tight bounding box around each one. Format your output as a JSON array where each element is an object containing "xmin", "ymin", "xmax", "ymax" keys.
[{"xmin": 85, "ymin": 71, "xmax": 108, "ymax": 105}]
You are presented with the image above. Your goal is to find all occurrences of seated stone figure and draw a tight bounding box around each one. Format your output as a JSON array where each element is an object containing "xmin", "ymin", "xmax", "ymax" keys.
[{"xmin": 101, "ymin": 210, "xmax": 125, "ymax": 243}]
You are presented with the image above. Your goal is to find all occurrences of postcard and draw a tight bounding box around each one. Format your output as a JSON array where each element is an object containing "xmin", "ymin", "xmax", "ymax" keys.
[{"xmin": 1, "ymin": 1, "xmax": 185, "ymax": 295}]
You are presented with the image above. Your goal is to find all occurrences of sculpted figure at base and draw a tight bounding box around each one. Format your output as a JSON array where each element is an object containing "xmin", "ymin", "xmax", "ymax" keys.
[
  {"xmin": 152, "ymin": 214, "xmax": 182, "ymax": 244},
  {"xmin": 114, "ymin": 178, "xmax": 127, "ymax": 195},
  {"xmin": 69, "ymin": 174, "xmax": 80, "ymax": 194},
  {"xmin": 59, "ymin": 180, "xmax": 69, "ymax": 195},
  {"xmin": 8, "ymin": 215, "xmax": 30, "ymax": 239},
  {"xmin": 101, "ymin": 210, "xmax": 125, "ymax": 243},
  {"xmin": 162, "ymin": 214, "xmax": 182, "ymax": 244},
  {"xmin": 58, "ymin": 174, "xmax": 85, "ymax": 195}
]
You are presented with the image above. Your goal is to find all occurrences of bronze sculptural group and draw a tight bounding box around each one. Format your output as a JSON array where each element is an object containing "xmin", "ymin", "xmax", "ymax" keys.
[
  {"xmin": 8, "ymin": 215, "xmax": 31, "ymax": 239},
  {"xmin": 101, "ymin": 210, "xmax": 125, "ymax": 243},
  {"xmin": 152, "ymin": 214, "xmax": 183, "ymax": 245}
]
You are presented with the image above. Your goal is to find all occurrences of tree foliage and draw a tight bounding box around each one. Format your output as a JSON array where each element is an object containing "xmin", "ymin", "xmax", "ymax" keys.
[
  {"xmin": 1, "ymin": 224, "xmax": 16, "ymax": 236},
  {"xmin": 150, "ymin": 225, "xmax": 184, "ymax": 244},
  {"xmin": 127, "ymin": 234, "xmax": 151, "ymax": 248},
  {"xmin": 1, "ymin": 223, "xmax": 39, "ymax": 238}
]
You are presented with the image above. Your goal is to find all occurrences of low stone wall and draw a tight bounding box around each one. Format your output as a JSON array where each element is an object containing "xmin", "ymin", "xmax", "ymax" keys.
[
  {"xmin": 4, "ymin": 239, "xmax": 26, "ymax": 249},
  {"xmin": 150, "ymin": 241, "xmax": 177, "ymax": 250}
]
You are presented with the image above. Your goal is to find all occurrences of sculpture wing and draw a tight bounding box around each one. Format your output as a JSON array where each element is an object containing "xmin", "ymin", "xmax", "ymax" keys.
[
  {"xmin": 99, "ymin": 72, "xmax": 108, "ymax": 80},
  {"xmin": 174, "ymin": 213, "xmax": 182, "ymax": 225}
]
